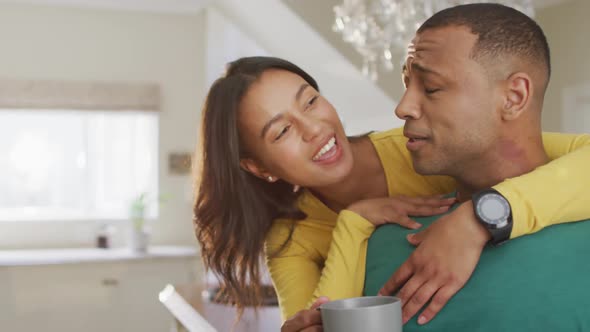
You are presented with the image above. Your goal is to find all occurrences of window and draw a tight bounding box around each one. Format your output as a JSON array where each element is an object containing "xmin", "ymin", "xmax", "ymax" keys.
[{"xmin": 0, "ymin": 110, "xmax": 159, "ymax": 222}]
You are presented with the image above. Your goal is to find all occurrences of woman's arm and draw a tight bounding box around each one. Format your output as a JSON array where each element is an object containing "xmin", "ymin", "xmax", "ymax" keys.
[
  {"xmin": 267, "ymin": 195, "xmax": 454, "ymax": 321},
  {"xmin": 416, "ymin": 131, "xmax": 590, "ymax": 236},
  {"xmin": 266, "ymin": 211, "xmax": 374, "ymax": 321},
  {"xmin": 494, "ymin": 132, "xmax": 590, "ymax": 237}
]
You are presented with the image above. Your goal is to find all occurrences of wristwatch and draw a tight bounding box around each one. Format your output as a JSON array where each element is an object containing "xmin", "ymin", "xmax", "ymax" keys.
[{"xmin": 472, "ymin": 189, "xmax": 513, "ymax": 246}]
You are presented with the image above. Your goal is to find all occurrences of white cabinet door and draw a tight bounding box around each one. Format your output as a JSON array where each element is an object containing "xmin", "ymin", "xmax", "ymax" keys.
[
  {"xmin": 0, "ymin": 257, "xmax": 197, "ymax": 332},
  {"xmin": 111, "ymin": 259, "xmax": 197, "ymax": 332},
  {"xmin": 2, "ymin": 263, "xmax": 121, "ymax": 332}
]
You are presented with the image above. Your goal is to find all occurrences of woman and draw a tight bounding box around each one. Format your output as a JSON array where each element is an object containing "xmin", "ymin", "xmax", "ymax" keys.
[{"xmin": 193, "ymin": 56, "xmax": 590, "ymax": 324}]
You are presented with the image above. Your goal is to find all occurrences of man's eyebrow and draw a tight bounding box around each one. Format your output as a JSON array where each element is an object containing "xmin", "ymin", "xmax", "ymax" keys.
[
  {"xmin": 260, "ymin": 83, "xmax": 310, "ymax": 139},
  {"xmin": 401, "ymin": 63, "xmax": 409, "ymax": 86},
  {"xmin": 410, "ymin": 62, "xmax": 443, "ymax": 78}
]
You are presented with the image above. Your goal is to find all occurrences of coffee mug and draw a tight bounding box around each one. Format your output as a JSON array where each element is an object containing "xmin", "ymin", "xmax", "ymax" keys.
[{"xmin": 319, "ymin": 296, "xmax": 402, "ymax": 332}]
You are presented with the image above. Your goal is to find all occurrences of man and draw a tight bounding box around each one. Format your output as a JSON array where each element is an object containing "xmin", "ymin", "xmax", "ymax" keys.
[{"xmin": 364, "ymin": 3, "xmax": 590, "ymax": 331}]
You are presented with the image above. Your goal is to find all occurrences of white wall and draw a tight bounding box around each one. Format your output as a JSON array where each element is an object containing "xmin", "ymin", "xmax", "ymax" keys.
[
  {"xmin": 537, "ymin": 0, "xmax": 590, "ymax": 133},
  {"xmin": 283, "ymin": 0, "xmax": 590, "ymax": 134},
  {"xmin": 282, "ymin": 0, "xmax": 406, "ymax": 105},
  {"xmin": 204, "ymin": 7, "xmax": 269, "ymax": 88},
  {"xmin": 0, "ymin": 3, "xmax": 205, "ymax": 248},
  {"xmin": 214, "ymin": 0, "xmax": 402, "ymax": 135},
  {"xmin": 0, "ymin": 0, "xmax": 400, "ymax": 249}
]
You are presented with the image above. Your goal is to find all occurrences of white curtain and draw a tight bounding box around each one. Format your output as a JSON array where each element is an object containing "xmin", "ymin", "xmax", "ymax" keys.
[{"xmin": 0, "ymin": 79, "xmax": 160, "ymax": 111}]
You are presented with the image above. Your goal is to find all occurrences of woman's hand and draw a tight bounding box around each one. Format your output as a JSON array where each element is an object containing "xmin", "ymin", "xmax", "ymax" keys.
[
  {"xmin": 281, "ymin": 297, "xmax": 330, "ymax": 332},
  {"xmin": 347, "ymin": 195, "xmax": 456, "ymax": 228}
]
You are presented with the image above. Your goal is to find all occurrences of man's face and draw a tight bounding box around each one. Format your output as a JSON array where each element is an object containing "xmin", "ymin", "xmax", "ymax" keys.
[{"xmin": 396, "ymin": 26, "xmax": 502, "ymax": 176}]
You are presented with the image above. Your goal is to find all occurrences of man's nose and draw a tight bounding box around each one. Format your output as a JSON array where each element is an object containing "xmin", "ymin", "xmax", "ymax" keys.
[{"xmin": 395, "ymin": 91, "xmax": 422, "ymax": 120}]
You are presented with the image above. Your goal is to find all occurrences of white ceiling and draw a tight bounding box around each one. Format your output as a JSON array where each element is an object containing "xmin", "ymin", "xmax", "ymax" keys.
[
  {"xmin": 0, "ymin": 0, "xmax": 578, "ymax": 14},
  {"xmin": 0, "ymin": 0, "xmax": 213, "ymax": 14}
]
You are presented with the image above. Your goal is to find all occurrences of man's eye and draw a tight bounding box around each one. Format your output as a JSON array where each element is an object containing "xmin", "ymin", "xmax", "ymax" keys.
[
  {"xmin": 274, "ymin": 125, "xmax": 291, "ymax": 141},
  {"xmin": 425, "ymin": 88, "xmax": 441, "ymax": 94}
]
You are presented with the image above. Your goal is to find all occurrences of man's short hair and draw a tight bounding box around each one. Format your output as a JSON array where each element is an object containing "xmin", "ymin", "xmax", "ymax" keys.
[{"xmin": 418, "ymin": 3, "xmax": 551, "ymax": 84}]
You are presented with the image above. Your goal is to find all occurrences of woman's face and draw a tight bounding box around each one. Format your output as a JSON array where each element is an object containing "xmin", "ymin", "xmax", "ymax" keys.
[{"xmin": 238, "ymin": 69, "xmax": 354, "ymax": 188}]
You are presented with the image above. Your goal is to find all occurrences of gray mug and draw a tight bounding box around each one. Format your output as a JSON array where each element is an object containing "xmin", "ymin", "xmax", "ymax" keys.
[{"xmin": 319, "ymin": 296, "xmax": 402, "ymax": 332}]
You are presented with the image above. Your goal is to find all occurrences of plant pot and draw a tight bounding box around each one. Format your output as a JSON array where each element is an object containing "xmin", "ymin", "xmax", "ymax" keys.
[{"xmin": 129, "ymin": 227, "xmax": 150, "ymax": 253}]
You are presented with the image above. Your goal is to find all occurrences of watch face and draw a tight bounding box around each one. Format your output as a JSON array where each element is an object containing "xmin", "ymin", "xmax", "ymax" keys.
[{"xmin": 476, "ymin": 193, "xmax": 510, "ymax": 228}]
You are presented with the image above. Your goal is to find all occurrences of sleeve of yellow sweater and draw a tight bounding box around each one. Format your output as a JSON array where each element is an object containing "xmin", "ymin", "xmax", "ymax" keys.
[
  {"xmin": 266, "ymin": 210, "xmax": 374, "ymax": 321},
  {"xmin": 494, "ymin": 132, "xmax": 590, "ymax": 238}
]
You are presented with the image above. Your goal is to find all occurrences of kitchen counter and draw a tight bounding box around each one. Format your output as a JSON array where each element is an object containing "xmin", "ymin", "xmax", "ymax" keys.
[{"xmin": 0, "ymin": 246, "xmax": 198, "ymax": 266}]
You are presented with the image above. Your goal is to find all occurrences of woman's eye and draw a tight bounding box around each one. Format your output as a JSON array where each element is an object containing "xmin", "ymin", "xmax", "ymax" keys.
[
  {"xmin": 274, "ymin": 125, "xmax": 291, "ymax": 141},
  {"xmin": 425, "ymin": 88, "xmax": 440, "ymax": 94},
  {"xmin": 306, "ymin": 96, "xmax": 318, "ymax": 109}
]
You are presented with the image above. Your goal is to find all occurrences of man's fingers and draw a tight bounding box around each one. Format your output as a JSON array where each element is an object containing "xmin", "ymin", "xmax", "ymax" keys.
[
  {"xmin": 396, "ymin": 275, "xmax": 426, "ymax": 310},
  {"xmin": 407, "ymin": 228, "xmax": 427, "ymax": 246},
  {"xmin": 401, "ymin": 281, "xmax": 440, "ymax": 324},
  {"xmin": 416, "ymin": 285, "xmax": 457, "ymax": 325},
  {"xmin": 406, "ymin": 233, "xmax": 420, "ymax": 246},
  {"xmin": 378, "ymin": 262, "xmax": 413, "ymax": 296}
]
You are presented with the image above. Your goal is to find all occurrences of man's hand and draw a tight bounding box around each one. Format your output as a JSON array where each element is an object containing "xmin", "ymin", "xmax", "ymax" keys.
[
  {"xmin": 378, "ymin": 201, "xmax": 491, "ymax": 325},
  {"xmin": 281, "ymin": 297, "xmax": 330, "ymax": 332}
]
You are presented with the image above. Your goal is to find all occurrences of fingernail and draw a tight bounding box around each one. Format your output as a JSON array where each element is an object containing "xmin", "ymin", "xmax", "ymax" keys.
[
  {"xmin": 439, "ymin": 206, "xmax": 449, "ymax": 210},
  {"xmin": 412, "ymin": 223, "xmax": 422, "ymax": 229},
  {"xmin": 418, "ymin": 316, "xmax": 427, "ymax": 325}
]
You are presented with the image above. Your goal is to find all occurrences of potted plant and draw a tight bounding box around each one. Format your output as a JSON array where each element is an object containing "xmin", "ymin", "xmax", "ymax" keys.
[{"xmin": 129, "ymin": 192, "xmax": 166, "ymax": 252}]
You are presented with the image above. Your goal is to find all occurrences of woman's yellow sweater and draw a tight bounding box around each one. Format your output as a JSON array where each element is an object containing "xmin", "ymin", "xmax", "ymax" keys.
[{"xmin": 265, "ymin": 128, "xmax": 590, "ymax": 321}]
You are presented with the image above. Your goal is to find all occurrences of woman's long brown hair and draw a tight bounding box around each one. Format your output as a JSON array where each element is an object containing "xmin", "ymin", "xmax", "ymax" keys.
[{"xmin": 194, "ymin": 57, "xmax": 319, "ymax": 316}]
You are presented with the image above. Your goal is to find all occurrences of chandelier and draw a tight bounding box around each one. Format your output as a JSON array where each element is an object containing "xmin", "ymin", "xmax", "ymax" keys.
[{"xmin": 333, "ymin": 0, "xmax": 535, "ymax": 81}]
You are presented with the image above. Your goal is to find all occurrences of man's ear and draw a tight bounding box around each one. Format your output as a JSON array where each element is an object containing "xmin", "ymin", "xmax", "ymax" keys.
[
  {"xmin": 239, "ymin": 158, "xmax": 276, "ymax": 182},
  {"xmin": 501, "ymin": 72, "xmax": 532, "ymax": 121}
]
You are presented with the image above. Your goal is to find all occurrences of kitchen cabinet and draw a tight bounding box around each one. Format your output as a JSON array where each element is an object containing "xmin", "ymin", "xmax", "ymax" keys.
[{"xmin": 0, "ymin": 246, "xmax": 199, "ymax": 332}]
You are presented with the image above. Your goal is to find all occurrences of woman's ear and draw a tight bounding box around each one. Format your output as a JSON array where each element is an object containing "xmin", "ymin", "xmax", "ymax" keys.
[
  {"xmin": 501, "ymin": 72, "xmax": 532, "ymax": 121},
  {"xmin": 240, "ymin": 158, "xmax": 277, "ymax": 182}
]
